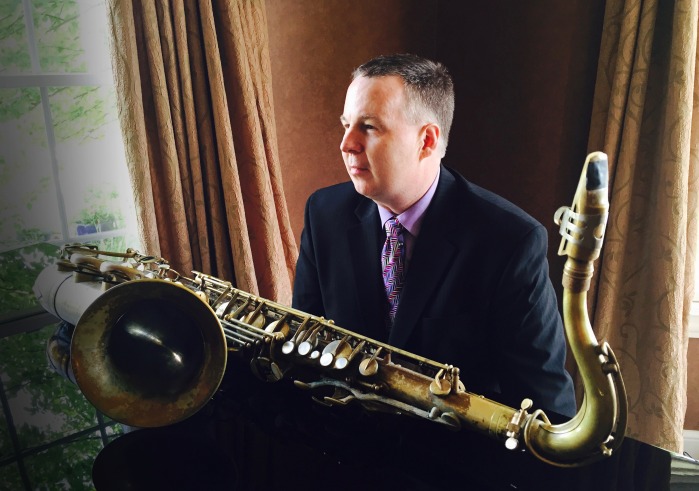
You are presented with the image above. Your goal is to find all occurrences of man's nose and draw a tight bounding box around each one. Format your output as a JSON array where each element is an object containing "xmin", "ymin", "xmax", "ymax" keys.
[{"xmin": 340, "ymin": 128, "xmax": 362, "ymax": 154}]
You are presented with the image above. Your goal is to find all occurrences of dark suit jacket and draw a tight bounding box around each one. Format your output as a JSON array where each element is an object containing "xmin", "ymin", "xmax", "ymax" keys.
[{"xmin": 293, "ymin": 165, "xmax": 576, "ymax": 418}]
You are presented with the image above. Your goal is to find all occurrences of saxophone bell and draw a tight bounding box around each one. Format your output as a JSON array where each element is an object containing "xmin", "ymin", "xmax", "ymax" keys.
[{"xmin": 70, "ymin": 279, "xmax": 227, "ymax": 428}]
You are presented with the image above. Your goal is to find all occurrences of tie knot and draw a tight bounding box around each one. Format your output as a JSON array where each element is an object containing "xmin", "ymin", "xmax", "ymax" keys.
[{"xmin": 385, "ymin": 217, "xmax": 403, "ymax": 238}]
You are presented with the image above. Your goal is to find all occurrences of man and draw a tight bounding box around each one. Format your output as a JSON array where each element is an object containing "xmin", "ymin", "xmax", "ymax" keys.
[{"xmin": 292, "ymin": 53, "xmax": 576, "ymax": 419}]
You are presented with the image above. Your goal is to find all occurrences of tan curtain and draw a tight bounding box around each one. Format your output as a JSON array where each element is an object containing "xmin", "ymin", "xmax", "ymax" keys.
[
  {"xmin": 587, "ymin": 0, "xmax": 699, "ymax": 452},
  {"xmin": 107, "ymin": 0, "xmax": 297, "ymax": 303}
]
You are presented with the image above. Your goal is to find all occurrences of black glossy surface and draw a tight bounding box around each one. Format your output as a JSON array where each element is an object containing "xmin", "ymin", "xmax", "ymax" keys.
[{"xmin": 92, "ymin": 368, "xmax": 698, "ymax": 491}]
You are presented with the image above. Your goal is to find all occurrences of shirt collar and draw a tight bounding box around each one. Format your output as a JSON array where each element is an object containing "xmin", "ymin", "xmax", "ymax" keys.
[{"xmin": 378, "ymin": 168, "xmax": 440, "ymax": 236}]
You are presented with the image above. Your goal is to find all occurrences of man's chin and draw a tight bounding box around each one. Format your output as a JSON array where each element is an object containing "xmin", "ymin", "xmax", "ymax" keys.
[{"xmin": 350, "ymin": 178, "xmax": 373, "ymax": 199}]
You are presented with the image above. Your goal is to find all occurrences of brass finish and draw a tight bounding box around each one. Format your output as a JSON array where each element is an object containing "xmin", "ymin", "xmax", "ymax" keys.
[
  {"xmin": 70, "ymin": 280, "xmax": 227, "ymax": 428},
  {"xmin": 529, "ymin": 150, "xmax": 627, "ymax": 466},
  {"xmin": 358, "ymin": 347, "xmax": 382, "ymax": 376},
  {"xmin": 34, "ymin": 152, "xmax": 626, "ymax": 466}
]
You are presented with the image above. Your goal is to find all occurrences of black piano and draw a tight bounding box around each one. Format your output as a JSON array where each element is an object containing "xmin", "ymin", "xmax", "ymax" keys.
[{"xmin": 91, "ymin": 368, "xmax": 699, "ymax": 491}]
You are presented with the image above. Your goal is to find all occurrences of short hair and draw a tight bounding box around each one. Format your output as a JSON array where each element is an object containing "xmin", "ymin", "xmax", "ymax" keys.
[{"xmin": 352, "ymin": 53, "xmax": 455, "ymax": 156}]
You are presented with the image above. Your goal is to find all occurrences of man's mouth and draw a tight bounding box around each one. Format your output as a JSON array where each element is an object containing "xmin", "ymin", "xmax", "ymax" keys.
[{"xmin": 348, "ymin": 164, "xmax": 368, "ymax": 176}]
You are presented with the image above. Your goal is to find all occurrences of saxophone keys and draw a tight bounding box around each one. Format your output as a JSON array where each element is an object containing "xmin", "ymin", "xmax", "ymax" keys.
[
  {"xmin": 298, "ymin": 339, "xmax": 316, "ymax": 356},
  {"xmin": 337, "ymin": 340, "xmax": 365, "ymax": 370},
  {"xmin": 57, "ymin": 258, "xmax": 74, "ymax": 271},
  {"xmin": 319, "ymin": 348, "xmax": 335, "ymax": 366},
  {"xmin": 429, "ymin": 368, "xmax": 452, "ymax": 396},
  {"xmin": 293, "ymin": 379, "xmax": 311, "ymax": 390},
  {"xmin": 429, "ymin": 378, "xmax": 451, "ymax": 396},
  {"xmin": 265, "ymin": 315, "xmax": 290, "ymax": 338},
  {"xmin": 281, "ymin": 318, "xmax": 310, "ymax": 354},
  {"xmin": 599, "ymin": 443, "xmax": 613, "ymax": 457},
  {"xmin": 311, "ymin": 396, "xmax": 333, "ymax": 407},
  {"xmin": 318, "ymin": 336, "xmax": 352, "ymax": 368},
  {"xmin": 100, "ymin": 261, "xmax": 143, "ymax": 282},
  {"xmin": 323, "ymin": 393, "xmax": 355, "ymax": 406},
  {"xmin": 297, "ymin": 323, "xmax": 322, "ymax": 356},
  {"xmin": 242, "ymin": 310, "xmax": 266, "ymax": 329},
  {"xmin": 504, "ymin": 398, "xmax": 533, "ymax": 452},
  {"xmin": 358, "ymin": 346, "xmax": 383, "ymax": 376},
  {"xmin": 358, "ymin": 358, "xmax": 378, "ymax": 376},
  {"xmin": 249, "ymin": 356, "xmax": 284, "ymax": 382},
  {"xmin": 319, "ymin": 339, "xmax": 341, "ymax": 367},
  {"xmin": 281, "ymin": 341, "xmax": 295, "ymax": 354},
  {"xmin": 332, "ymin": 339, "xmax": 353, "ymax": 369}
]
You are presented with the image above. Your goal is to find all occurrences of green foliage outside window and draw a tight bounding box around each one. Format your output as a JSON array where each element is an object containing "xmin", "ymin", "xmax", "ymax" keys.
[
  {"xmin": 0, "ymin": 0, "xmax": 85, "ymax": 75},
  {"xmin": 0, "ymin": 0, "xmax": 133, "ymax": 252},
  {"xmin": 0, "ymin": 1, "xmax": 133, "ymax": 489},
  {"xmin": 0, "ymin": 1, "xmax": 31, "ymax": 73},
  {"xmin": 73, "ymin": 187, "xmax": 124, "ymax": 232},
  {"xmin": 0, "ymin": 463, "xmax": 23, "ymax": 491},
  {"xmin": 25, "ymin": 438, "xmax": 102, "ymax": 491},
  {"xmin": 32, "ymin": 0, "xmax": 86, "ymax": 74},
  {"xmin": 1, "ymin": 323, "xmax": 123, "ymax": 490},
  {"xmin": 0, "ymin": 243, "xmax": 58, "ymax": 314}
]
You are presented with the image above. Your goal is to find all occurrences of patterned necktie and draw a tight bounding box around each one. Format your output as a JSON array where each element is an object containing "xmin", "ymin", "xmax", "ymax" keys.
[{"xmin": 382, "ymin": 216, "xmax": 405, "ymax": 324}]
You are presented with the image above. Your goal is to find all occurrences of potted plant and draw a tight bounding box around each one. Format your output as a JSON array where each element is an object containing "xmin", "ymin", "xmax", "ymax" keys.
[{"xmin": 74, "ymin": 188, "xmax": 123, "ymax": 236}]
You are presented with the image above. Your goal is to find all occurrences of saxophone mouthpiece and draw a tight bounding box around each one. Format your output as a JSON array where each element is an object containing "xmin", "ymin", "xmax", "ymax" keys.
[
  {"xmin": 555, "ymin": 152, "xmax": 610, "ymax": 262},
  {"xmin": 585, "ymin": 152, "xmax": 608, "ymax": 191}
]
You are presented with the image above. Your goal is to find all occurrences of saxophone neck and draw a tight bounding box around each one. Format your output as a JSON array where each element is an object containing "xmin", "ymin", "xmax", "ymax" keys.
[{"xmin": 524, "ymin": 151, "xmax": 627, "ymax": 466}]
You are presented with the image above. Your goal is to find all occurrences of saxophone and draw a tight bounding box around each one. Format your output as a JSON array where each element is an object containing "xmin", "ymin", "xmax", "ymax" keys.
[{"xmin": 33, "ymin": 152, "xmax": 626, "ymax": 467}]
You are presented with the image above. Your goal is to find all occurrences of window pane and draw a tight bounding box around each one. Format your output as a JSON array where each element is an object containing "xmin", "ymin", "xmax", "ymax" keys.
[
  {"xmin": 0, "ymin": 87, "xmax": 62, "ymax": 251},
  {"xmin": 0, "ymin": 462, "xmax": 24, "ymax": 490},
  {"xmin": 33, "ymin": 0, "xmax": 112, "ymax": 75},
  {"xmin": 0, "ymin": 243, "xmax": 58, "ymax": 315},
  {"xmin": 0, "ymin": 324, "xmax": 98, "ymax": 449},
  {"xmin": 0, "ymin": 400, "xmax": 12, "ymax": 455},
  {"xmin": 48, "ymin": 85, "xmax": 137, "ymax": 240},
  {"xmin": 25, "ymin": 431, "xmax": 102, "ymax": 490},
  {"xmin": 0, "ymin": 0, "xmax": 31, "ymax": 74},
  {"xmin": 32, "ymin": 0, "xmax": 84, "ymax": 73}
]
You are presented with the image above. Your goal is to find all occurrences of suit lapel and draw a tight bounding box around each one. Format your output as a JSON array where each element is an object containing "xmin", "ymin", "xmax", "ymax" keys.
[
  {"xmin": 347, "ymin": 198, "xmax": 387, "ymax": 341},
  {"xmin": 389, "ymin": 167, "xmax": 459, "ymax": 348}
]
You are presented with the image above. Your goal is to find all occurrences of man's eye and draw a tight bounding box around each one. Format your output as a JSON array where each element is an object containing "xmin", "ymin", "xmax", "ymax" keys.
[{"xmin": 362, "ymin": 124, "xmax": 375, "ymax": 131}]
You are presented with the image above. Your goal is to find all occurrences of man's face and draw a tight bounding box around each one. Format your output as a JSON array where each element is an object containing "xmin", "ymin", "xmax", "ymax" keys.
[{"xmin": 340, "ymin": 75, "xmax": 435, "ymax": 214}]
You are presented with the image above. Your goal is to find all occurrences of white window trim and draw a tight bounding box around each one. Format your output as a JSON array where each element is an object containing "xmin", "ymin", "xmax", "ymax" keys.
[{"xmin": 690, "ymin": 302, "xmax": 699, "ymax": 339}]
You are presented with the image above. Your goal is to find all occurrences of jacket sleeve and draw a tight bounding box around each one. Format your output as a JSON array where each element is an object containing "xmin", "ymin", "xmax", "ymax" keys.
[
  {"xmin": 292, "ymin": 194, "xmax": 325, "ymax": 318},
  {"xmin": 491, "ymin": 224, "xmax": 577, "ymax": 420}
]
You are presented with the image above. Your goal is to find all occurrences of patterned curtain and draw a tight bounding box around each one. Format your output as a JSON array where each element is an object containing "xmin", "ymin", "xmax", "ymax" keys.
[
  {"xmin": 107, "ymin": 0, "xmax": 297, "ymax": 303},
  {"xmin": 587, "ymin": 0, "xmax": 699, "ymax": 452}
]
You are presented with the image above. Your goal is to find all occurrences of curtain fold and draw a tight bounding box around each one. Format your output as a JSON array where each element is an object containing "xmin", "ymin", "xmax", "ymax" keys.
[
  {"xmin": 587, "ymin": 0, "xmax": 699, "ymax": 452},
  {"xmin": 107, "ymin": 0, "xmax": 297, "ymax": 304}
]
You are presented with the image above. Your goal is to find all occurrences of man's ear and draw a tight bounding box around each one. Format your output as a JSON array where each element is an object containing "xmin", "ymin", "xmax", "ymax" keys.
[{"xmin": 419, "ymin": 123, "xmax": 441, "ymax": 159}]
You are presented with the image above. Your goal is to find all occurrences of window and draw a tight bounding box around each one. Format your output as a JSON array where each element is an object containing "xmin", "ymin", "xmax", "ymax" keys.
[
  {"xmin": 0, "ymin": 1, "xmax": 137, "ymax": 489},
  {"xmin": 0, "ymin": 0, "xmax": 139, "ymax": 257}
]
